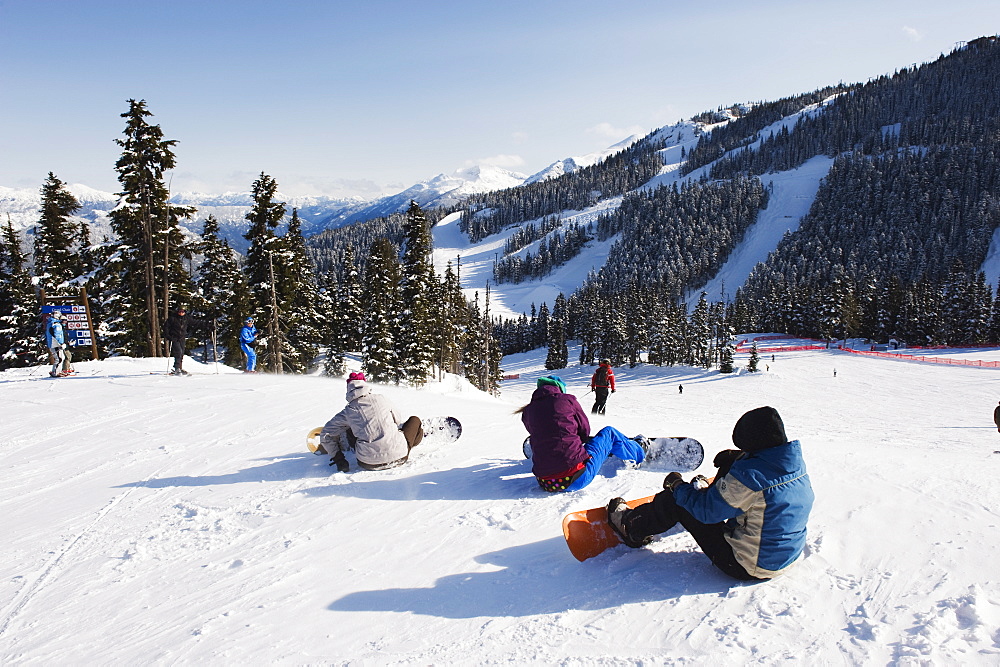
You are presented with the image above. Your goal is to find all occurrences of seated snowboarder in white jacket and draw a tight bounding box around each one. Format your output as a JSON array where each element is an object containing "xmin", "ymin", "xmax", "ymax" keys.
[{"xmin": 318, "ymin": 372, "xmax": 423, "ymax": 472}]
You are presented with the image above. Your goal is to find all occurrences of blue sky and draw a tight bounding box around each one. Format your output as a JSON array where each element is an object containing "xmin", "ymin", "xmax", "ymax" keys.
[{"xmin": 2, "ymin": 0, "xmax": 999, "ymax": 198}]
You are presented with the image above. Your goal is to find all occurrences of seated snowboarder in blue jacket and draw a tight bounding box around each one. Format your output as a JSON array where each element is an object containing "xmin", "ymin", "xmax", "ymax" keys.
[{"xmin": 607, "ymin": 406, "xmax": 813, "ymax": 580}]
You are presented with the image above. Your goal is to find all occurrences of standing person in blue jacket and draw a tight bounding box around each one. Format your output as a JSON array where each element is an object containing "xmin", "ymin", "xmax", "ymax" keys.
[
  {"xmin": 44, "ymin": 311, "xmax": 67, "ymax": 378},
  {"xmin": 519, "ymin": 375, "xmax": 648, "ymax": 492},
  {"xmin": 240, "ymin": 317, "xmax": 258, "ymax": 373},
  {"xmin": 607, "ymin": 406, "xmax": 814, "ymax": 580}
]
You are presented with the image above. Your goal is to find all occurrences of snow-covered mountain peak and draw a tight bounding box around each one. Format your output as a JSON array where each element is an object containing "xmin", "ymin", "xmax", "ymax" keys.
[{"xmin": 526, "ymin": 134, "xmax": 642, "ymax": 184}]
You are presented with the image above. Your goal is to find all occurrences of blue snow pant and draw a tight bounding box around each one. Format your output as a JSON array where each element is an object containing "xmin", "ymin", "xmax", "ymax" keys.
[
  {"xmin": 241, "ymin": 343, "xmax": 256, "ymax": 371},
  {"xmin": 564, "ymin": 426, "xmax": 646, "ymax": 492}
]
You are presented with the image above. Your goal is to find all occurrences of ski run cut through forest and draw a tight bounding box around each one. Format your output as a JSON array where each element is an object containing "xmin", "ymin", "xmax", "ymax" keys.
[{"xmin": 2, "ymin": 340, "xmax": 1000, "ymax": 664}]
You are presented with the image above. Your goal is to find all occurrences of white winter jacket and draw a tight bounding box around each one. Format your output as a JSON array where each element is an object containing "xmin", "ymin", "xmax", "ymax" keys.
[{"xmin": 320, "ymin": 381, "xmax": 408, "ymax": 467}]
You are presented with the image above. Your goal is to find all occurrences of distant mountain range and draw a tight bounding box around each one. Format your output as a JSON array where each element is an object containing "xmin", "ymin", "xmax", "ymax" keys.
[{"xmin": 0, "ymin": 138, "xmax": 636, "ymax": 254}]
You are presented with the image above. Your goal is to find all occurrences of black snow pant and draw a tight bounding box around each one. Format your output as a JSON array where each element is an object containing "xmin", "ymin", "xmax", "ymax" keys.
[
  {"xmin": 622, "ymin": 489, "xmax": 761, "ymax": 581},
  {"xmin": 168, "ymin": 339, "xmax": 185, "ymax": 371},
  {"xmin": 591, "ymin": 387, "xmax": 610, "ymax": 414}
]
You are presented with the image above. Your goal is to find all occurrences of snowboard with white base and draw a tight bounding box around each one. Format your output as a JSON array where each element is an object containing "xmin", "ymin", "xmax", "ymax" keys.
[
  {"xmin": 306, "ymin": 416, "xmax": 462, "ymax": 453},
  {"xmin": 522, "ymin": 436, "xmax": 703, "ymax": 472}
]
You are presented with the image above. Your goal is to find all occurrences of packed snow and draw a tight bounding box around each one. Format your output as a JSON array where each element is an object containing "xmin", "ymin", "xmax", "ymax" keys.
[{"xmin": 3, "ymin": 342, "xmax": 1000, "ymax": 664}]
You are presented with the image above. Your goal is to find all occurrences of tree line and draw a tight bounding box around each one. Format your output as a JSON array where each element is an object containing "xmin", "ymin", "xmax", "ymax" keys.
[{"xmin": 0, "ymin": 100, "xmax": 503, "ymax": 392}]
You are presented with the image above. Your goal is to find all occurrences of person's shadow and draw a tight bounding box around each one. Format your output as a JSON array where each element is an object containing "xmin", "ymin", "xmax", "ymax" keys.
[
  {"xmin": 114, "ymin": 454, "xmax": 327, "ymax": 488},
  {"xmin": 329, "ymin": 538, "xmax": 740, "ymax": 619},
  {"xmin": 299, "ymin": 459, "xmax": 534, "ymax": 501}
]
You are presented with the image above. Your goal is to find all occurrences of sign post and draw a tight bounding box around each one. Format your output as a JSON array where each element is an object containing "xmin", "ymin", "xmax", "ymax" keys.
[{"xmin": 40, "ymin": 287, "xmax": 99, "ymax": 361}]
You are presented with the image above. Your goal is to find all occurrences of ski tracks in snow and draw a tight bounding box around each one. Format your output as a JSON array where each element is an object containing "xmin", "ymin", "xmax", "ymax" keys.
[{"xmin": 0, "ymin": 463, "xmax": 171, "ymax": 638}]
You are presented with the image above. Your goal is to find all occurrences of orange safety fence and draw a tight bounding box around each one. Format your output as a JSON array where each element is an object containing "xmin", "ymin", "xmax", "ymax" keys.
[{"xmin": 838, "ymin": 347, "xmax": 1000, "ymax": 368}]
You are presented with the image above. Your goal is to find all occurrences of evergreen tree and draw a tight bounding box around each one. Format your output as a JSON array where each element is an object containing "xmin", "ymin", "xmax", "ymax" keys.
[
  {"xmin": 465, "ymin": 286, "xmax": 503, "ymax": 393},
  {"xmin": 323, "ymin": 244, "xmax": 362, "ymax": 377},
  {"xmin": 34, "ymin": 172, "xmax": 81, "ymax": 293},
  {"xmin": 434, "ymin": 260, "xmax": 468, "ymax": 377},
  {"xmin": 243, "ymin": 172, "xmax": 287, "ymax": 373},
  {"xmin": 193, "ymin": 215, "xmax": 248, "ymax": 368},
  {"xmin": 275, "ymin": 208, "xmax": 323, "ymax": 373},
  {"xmin": 106, "ymin": 99, "xmax": 195, "ymax": 356},
  {"xmin": 397, "ymin": 200, "xmax": 437, "ymax": 385},
  {"xmin": 746, "ymin": 342, "xmax": 760, "ymax": 372},
  {"xmin": 545, "ymin": 293, "xmax": 569, "ymax": 370},
  {"xmin": 361, "ymin": 238, "xmax": 402, "ymax": 383},
  {"xmin": 719, "ymin": 342, "xmax": 735, "ymax": 373},
  {"xmin": 0, "ymin": 220, "xmax": 41, "ymax": 369}
]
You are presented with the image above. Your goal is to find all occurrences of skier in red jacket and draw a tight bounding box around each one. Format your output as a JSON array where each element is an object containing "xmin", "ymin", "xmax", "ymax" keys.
[{"xmin": 590, "ymin": 359, "xmax": 615, "ymax": 415}]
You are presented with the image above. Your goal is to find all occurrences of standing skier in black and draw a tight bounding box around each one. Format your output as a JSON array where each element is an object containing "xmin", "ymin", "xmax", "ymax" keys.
[{"xmin": 163, "ymin": 307, "xmax": 207, "ymax": 375}]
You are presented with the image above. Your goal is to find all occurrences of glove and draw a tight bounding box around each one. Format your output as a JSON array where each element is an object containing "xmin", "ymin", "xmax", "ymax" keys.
[
  {"xmin": 330, "ymin": 451, "xmax": 349, "ymax": 472},
  {"xmin": 690, "ymin": 475, "xmax": 710, "ymax": 490},
  {"xmin": 663, "ymin": 472, "xmax": 684, "ymax": 492},
  {"xmin": 611, "ymin": 389, "xmax": 616, "ymax": 393},
  {"xmin": 713, "ymin": 449, "xmax": 743, "ymax": 469}
]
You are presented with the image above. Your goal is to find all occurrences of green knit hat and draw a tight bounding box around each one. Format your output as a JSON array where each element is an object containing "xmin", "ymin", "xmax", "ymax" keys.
[{"xmin": 536, "ymin": 375, "xmax": 566, "ymax": 393}]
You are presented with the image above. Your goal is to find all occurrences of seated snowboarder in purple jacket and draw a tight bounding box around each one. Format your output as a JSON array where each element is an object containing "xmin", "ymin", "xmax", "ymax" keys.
[{"xmin": 519, "ymin": 375, "xmax": 647, "ymax": 492}]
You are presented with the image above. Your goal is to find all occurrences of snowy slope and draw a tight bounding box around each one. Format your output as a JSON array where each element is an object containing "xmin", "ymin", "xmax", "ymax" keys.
[{"xmin": 2, "ymin": 345, "xmax": 1000, "ymax": 663}]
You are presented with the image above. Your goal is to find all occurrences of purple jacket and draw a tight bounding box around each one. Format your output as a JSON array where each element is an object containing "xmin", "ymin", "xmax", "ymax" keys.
[{"xmin": 521, "ymin": 384, "xmax": 591, "ymax": 477}]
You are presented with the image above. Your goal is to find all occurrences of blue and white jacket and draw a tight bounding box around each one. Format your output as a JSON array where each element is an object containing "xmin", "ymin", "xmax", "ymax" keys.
[
  {"xmin": 674, "ymin": 440, "xmax": 813, "ymax": 578},
  {"xmin": 239, "ymin": 324, "xmax": 257, "ymax": 349},
  {"xmin": 45, "ymin": 318, "xmax": 66, "ymax": 348}
]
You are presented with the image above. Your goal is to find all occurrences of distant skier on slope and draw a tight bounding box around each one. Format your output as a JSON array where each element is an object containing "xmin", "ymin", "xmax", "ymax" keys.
[
  {"xmin": 994, "ymin": 400, "xmax": 1000, "ymax": 433},
  {"xmin": 519, "ymin": 375, "xmax": 646, "ymax": 492},
  {"xmin": 590, "ymin": 359, "xmax": 615, "ymax": 415},
  {"xmin": 44, "ymin": 311, "xmax": 67, "ymax": 378},
  {"xmin": 606, "ymin": 406, "xmax": 814, "ymax": 580},
  {"xmin": 317, "ymin": 372, "xmax": 423, "ymax": 472},
  {"xmin": 240, "ymin": 317, "xmax": 258, "ymax": 373}
]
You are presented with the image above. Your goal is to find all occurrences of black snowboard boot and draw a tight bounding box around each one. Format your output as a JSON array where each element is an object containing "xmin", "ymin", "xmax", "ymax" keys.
[{"xmin": 607, "ymin": 498, "xmax": 652, "ymax": 548}]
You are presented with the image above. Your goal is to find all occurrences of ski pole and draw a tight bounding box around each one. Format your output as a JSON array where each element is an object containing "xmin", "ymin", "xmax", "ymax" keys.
[{"xmin": 212, "ymin": 318, "xmax": 219, "ymax": 374}]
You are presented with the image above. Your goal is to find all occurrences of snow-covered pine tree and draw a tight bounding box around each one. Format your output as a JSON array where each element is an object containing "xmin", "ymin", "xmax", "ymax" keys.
[
  {"xmin": 337, "ymin": 244, "xmax": 363, "ymax": 353},
  {"xmin": 746, "ymin": 342, "xmax": 760, "ymax": 373},
  {"xmin": 193, "ymin": 215, "xmax": 248, "ymax": 368},
  {"xmin": 0, "ymin": 220, "xmax": 42, "ymax": 369},
  {"xmin": 464, "ymin": 286, "xmax": 502, "ymax": 393},
  {"xmin": 34, "ymin": 173, "xmax": 82, "ymax": 293},
  {"xmin": 433, "ymin": 260, "xmax": 468, "ymax": 377},
  {"xmin": 719, "ymin": 342, "xmax": 735, "ymax": 374},
  {"xmin": 275, "ymin": 208, "xmax": 323, "ymax": 373},
  {"xmin": 545, "ymin": 293, "xmax": 569, "ymax": 370},
  {"xmin": 361, "ymin": 238, "xmax": 402, "ymax": 383},
  {"xmin": 107, "ymin": 99, "xmax": 195, "ymax": 357},
  {"xmin": 243, "ymin": 172, "xmax": 287, "ymax": 373},
  {"xmin": 322, "ymin": 274, "xmax": 347, "ymax": 377},
  {"xmin": 689, "ymin": 293, "xmax": 712, "ymax": 368},
  {"xmin": 322, "ymin": 244, "xmax": 362, "ymax": 377},
  {"xmin": 397, "ymin": 201, "xmax": 436, "ymax": 385}
]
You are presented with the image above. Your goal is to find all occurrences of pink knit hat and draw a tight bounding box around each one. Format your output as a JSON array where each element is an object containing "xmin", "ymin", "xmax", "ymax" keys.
[{"xmin": 347, "ymin": 371, "xmax": 366, "ymax": 383}]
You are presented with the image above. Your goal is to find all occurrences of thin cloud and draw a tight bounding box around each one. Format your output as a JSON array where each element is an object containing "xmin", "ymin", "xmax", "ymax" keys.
[
  {"xmin": 465, "ymin": 154, "xmax": 526, "ymax": 169},
  {"xmin": 585, "ymin": 121, "xmax": 646, "ymax": 140},
  {"xmin": 902, "ymin": 26, "xmax": 923, "ymax": 42}
]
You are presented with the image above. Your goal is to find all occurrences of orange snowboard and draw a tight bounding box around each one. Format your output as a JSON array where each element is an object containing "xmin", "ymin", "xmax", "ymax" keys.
[{"xmin": 561, "ymin": 495, "xmax": 656, "ymax": 561}]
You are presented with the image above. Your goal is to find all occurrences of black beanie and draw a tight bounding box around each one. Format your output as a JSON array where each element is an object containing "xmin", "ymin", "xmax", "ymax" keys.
[{"xmin": 732, "ymin": 406, "xmax": 787, "ymax": 452}]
